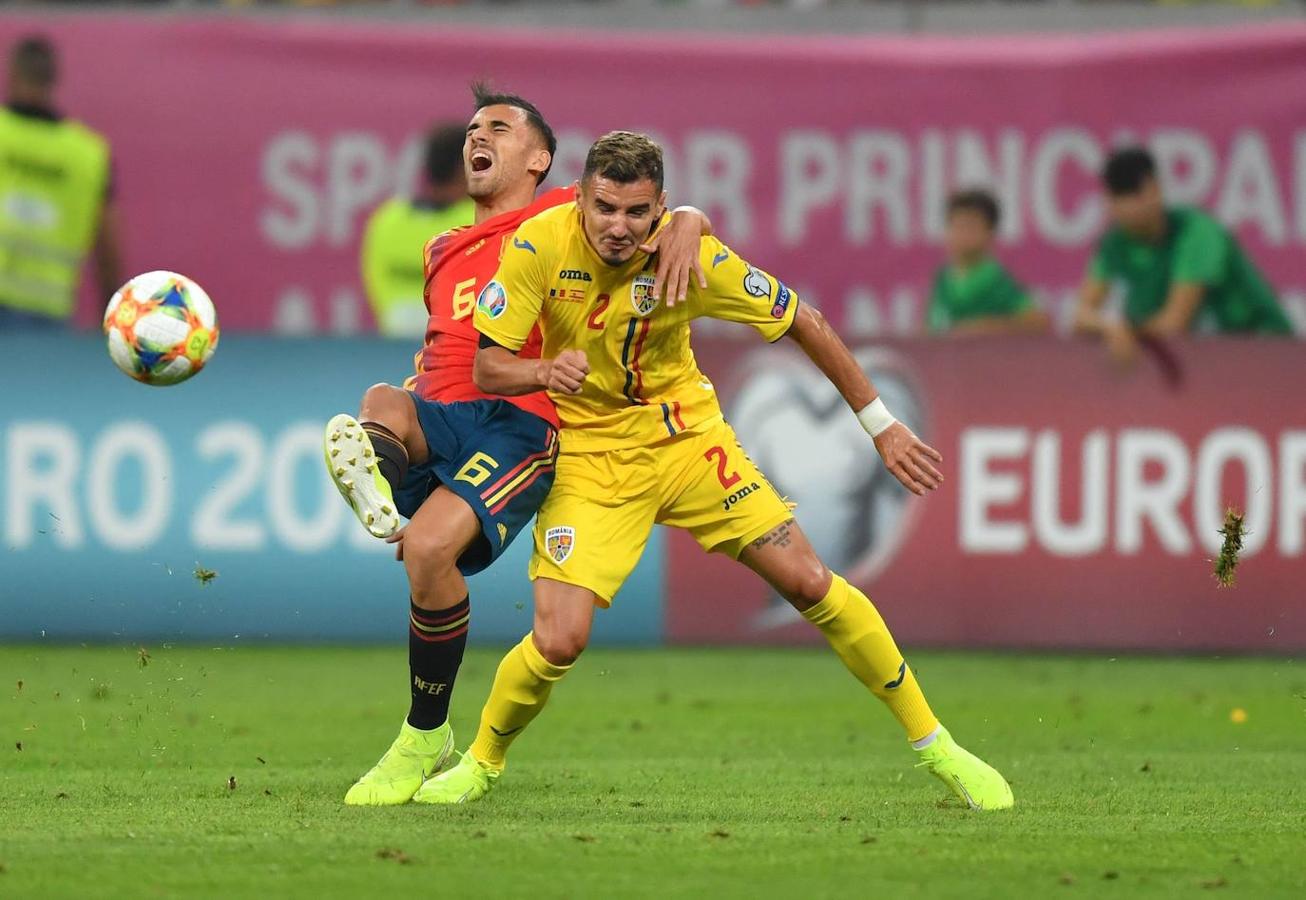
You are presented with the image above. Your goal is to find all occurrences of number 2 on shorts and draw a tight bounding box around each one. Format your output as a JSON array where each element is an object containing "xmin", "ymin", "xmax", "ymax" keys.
[{"xmin": 704, "ymin": 445, "xmax": 741, "ymax": 489}]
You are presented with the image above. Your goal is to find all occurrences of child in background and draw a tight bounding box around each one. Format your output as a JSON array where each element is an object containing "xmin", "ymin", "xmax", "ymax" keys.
[{"xmin": 927, "ymin": 190, "xmax": 1048, "ymax": 335}]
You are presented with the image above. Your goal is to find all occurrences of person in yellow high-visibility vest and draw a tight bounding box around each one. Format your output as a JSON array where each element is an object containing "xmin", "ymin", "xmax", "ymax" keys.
[
  {"xmin": 361, "ymin": 123, "xmax": 474, "ymax": 338},
  {"xmin": 0, "ymin": 36, "xmax": 122, "ymax": 330}
]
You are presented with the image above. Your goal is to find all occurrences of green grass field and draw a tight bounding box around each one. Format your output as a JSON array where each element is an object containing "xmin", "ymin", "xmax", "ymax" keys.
[{"xmin": 2, "ymin": 645, "xmax": 1303, "ymax": 899}]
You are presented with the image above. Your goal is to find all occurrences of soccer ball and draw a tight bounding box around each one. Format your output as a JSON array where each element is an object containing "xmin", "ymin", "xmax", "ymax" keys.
[{"xmin": 103, "ymin": 271, "xmax": 219, "ymax": 386}]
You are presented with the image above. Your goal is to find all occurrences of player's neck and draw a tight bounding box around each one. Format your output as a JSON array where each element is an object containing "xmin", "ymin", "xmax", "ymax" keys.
[{"xmin": 474, "ymin": 183, "xmax": 539, "ymax": 225}]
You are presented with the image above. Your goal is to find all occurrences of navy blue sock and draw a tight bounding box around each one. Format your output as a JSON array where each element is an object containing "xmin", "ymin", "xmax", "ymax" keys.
[{"xmin": 407, "ymin": 596, "xmax": 470, "ymax": 730}]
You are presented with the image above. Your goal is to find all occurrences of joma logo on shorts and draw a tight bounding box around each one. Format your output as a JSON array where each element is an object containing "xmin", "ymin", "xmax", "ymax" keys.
[{"xmin": 722, "ymin": 482, "xmax": 762, "ymax": 512}]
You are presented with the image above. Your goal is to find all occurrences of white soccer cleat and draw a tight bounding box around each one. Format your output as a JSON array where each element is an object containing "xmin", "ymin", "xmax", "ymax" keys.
[{"xmin": 323, "ymin": 413, "xmax": 401, "ymax": 539}]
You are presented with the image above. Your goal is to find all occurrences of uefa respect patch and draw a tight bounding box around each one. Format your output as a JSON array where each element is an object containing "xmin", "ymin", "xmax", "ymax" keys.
[{"xmin": 477, "ymin": 280, "xmax": 508, "ymax": 319}]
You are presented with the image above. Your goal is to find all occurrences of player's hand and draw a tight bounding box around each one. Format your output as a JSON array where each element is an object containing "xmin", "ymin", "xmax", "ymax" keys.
[
  {"xmin": 540, "ymin": 350, "xmax": 589, "ymax": 395},
  {"xmin": 386, "ymin": 526, "xmax": 406, "ymax": 561},
  {"xmin": 639, "ymin": 211, "xmax": 707, "ymax": 307},
  {"xmin": 873, "ymin": 422, "xmax": 944, "ymax": 496}
]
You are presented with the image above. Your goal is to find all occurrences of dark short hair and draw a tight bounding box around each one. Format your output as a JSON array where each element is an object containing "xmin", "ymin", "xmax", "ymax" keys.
[
  {"xmin": 10, "ymin": 35, "xmax": 57, "ymax": 88},
  {"xmin": 471, "ymin": 82, "xmax": 556, "ymax": 184},
  {"xmin": 424, "ymin": 123, "xmax": 467, "ymax": 187},
  {"xmin": 946, "ymin": 189, "xmax": 1000, "ymax": 229},
  {"xmin": 583, "ymin": 131, "xmax": 664, "ymax": 192},
  {"xmin": 1102, "ymin": 146, "xmax": 1157, "ymax": 196}
]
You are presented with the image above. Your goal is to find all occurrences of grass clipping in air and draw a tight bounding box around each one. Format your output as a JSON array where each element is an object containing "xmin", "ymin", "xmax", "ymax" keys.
[{"xmin": 1213, "ymin": 508, "xmax": 1245, "ymax": 588}]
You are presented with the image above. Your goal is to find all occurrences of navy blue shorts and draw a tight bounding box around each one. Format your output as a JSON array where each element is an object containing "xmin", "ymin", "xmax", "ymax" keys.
[{"xmin": 394, "ymin": 395, "xmax": 558, "ymax": 576}]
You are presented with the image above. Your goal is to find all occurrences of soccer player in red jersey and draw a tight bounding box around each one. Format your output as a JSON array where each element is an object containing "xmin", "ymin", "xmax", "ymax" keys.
[{"xmin": 322, "ymin": 86, "xmax": 710, "ymax": 805}]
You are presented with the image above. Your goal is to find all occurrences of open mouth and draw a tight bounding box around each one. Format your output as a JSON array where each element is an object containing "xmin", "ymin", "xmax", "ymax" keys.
[{"xmin": 470, "ymin": 150, "xmax": 493, "ymax": 174}]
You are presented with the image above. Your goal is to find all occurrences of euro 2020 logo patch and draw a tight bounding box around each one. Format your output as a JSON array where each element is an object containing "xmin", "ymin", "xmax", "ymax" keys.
[
  {"xmin": 545, "ymin": 526, "xmax": 575, "ymax": 564},
  {"xmin": 477, "ymin": 280, "xmax": 508, "ymax": 319},
  {"xmin": 631, "ymin": 274, "xmax": 658, "ymax": 316}
]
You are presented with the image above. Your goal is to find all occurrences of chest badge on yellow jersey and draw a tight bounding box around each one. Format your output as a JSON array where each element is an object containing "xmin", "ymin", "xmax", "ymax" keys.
[{"xmin": 631, "ymin": 274, "xmax": 659, "ymax": 317}]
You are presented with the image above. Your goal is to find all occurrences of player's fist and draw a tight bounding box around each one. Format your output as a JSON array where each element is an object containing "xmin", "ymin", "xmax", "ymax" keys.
[
  {"xmin": 541, "ymin": 349, "xmax": 589, "ymax": 395},
  {"xmin": 873, "ymin": 421, "xmax": 944, "ymax": 496}
]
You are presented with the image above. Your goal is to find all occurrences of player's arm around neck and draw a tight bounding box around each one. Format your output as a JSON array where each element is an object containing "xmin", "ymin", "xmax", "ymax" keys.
[{"xmin": 786, "ymin": 304, "xmax": 944, "ymax": 496}]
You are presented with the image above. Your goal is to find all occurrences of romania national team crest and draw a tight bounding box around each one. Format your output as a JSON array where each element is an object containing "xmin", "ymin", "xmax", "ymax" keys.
[
  {"xmin": 477, "ymin": 280, "xmax": 507, "ymax": 319},
  {"xmin": 545, "ymin": 526, "xmax": 575, "ymax": 564},
  {"xmin": 630, "ymin": 274, "xmax": 658, "ymax": 317}
]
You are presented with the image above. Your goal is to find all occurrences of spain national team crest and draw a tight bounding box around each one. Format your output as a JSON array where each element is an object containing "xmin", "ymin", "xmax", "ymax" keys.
[
  {"xmin": 545, "ymin": 526, "xmax": 575, "ymax": 564},
  {"xmin": 630, "ymin": 274, "xmax": 658, "ymax": 317}
]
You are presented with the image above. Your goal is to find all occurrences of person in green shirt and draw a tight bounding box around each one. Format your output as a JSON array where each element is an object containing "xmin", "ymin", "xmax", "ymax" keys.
[
  {"xmin": 927, "ymin": 189, "xmax": 1048, "ymax": 335},
  {"xmin": 1074, "ymin": 146, "xmax": 1292, "ymax": 363},
  {"xmin": 360, "ymin": 123, "xmax": 474, "ymax": 337}
]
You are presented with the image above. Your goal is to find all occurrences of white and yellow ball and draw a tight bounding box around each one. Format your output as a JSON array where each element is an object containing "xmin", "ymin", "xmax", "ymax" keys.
[{"xmin": 103, "ymin": 271, "xmax": 218, "ymax": 386}]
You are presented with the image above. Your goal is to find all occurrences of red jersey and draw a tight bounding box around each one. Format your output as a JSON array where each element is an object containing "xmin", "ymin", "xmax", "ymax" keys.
[{"xmin": 407, "ymin": 186, "xmax": 574, "ymax": 428}]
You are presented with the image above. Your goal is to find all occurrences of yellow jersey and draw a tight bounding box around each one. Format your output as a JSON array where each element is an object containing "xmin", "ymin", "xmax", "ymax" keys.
[{"xmin": 475, "ymin": 202, "xmax": 799, "ymax": 451}]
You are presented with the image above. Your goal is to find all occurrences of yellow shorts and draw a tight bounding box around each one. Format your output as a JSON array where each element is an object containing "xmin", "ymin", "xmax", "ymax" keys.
[{"xmin": 528, "ymin": 416, "xmax": 793, "ymax": 605}]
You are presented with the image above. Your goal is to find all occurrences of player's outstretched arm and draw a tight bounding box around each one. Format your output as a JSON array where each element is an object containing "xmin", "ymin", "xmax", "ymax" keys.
[
  {"xmin": 473, "ymin": 336, "xmax": 589, "ymax": 396},
  {"xmin": 786, "ymin": 304, "xmax": 943, "ymax": 496}
]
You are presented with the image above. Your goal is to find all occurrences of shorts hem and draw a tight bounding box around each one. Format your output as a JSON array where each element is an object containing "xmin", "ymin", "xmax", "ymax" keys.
[{"xmin": 529, "ymin": 569, "xmax": 615, "ymax": 608}]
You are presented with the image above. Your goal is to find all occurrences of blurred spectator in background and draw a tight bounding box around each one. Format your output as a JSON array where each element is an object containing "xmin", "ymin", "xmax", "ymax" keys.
[
  {"xmin": 1074, "ymin": 146, "xmax": 1291, "ymax": 362},
  {"xmin": 926, "ymin": 189, "xmax": 1047, "ymax": 335},
  {"xmin": 0, "ymin": 35, "xmax": 121, "ymax": 331},
  {"xmin": 360, "ymin": 122, "xmax": 473, "ymax": 337}
]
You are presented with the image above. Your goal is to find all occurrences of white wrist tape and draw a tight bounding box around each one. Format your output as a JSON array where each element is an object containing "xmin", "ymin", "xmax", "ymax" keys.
[{"xmin": 856, "ymin": 397, "xmax": 897, "ymax": 438}]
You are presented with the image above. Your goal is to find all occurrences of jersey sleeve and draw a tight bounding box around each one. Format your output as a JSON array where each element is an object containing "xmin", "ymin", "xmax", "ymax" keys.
[
  {"xmin": 690, "ymin": 237, "xmax": 799, "ymax": 342},
  {"xmin": 1172, "ymin": 215, "xmax": 1228, "ymax": 285},
  {"xmin": 474, "ymin": 219, "xmax": 550, "ymax": 352}
]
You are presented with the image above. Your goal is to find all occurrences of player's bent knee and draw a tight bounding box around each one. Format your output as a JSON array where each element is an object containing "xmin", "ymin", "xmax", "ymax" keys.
[
  {"xmin": 404, "ymin": 528, "xmax": 464, "ymax": 576},
  {"xmin": 360, "ymin": 383, "xmax": 411, "ymax": 425},
  {"xmin": 532, "ymin": 628, "xmax": 588, "ymax": 667},
  {"xmin": 777, "ymin": 561, "xmax": 834, "ymax": 611}
]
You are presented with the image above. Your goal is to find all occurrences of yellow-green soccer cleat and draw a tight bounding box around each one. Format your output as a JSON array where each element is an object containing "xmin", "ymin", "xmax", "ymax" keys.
[
  {"xmin": 344, "ymin": 720, "xmax": 456, "ymax": 806},
  {"xmin": 411, "ymin": 750, "xmax": 500, "ymax": 805},
  {"xmin": 916, "ymin": 726, "xmax": 1014, "ymax": 811},
  {"xmin": 323, "ymin": 413, "xmax": 400, "ymax": 538}
]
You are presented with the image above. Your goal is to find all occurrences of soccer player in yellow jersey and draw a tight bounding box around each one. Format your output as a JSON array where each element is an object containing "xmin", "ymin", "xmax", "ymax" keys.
[{"xmin": 414, "ymin": 132, "xmax": 1013, "ymax": 811}]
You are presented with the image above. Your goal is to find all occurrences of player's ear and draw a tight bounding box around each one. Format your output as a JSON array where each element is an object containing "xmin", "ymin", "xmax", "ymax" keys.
[{"xmin": 528, "ymin": 148, "xmax": 552, "ymax": 183}]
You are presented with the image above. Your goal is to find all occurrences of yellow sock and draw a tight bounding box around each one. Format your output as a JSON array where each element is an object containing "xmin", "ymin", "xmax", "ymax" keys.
[
  {"xmin": 468, "ymin": 632, "xmax": 571, "ymax": 770},
  {"xmin": 801, "ymin": 573, "xmax": 939, "ymax": 742}
]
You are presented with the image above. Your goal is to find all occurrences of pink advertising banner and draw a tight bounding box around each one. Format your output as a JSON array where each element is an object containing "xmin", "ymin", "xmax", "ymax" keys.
[
  {"xmin": 666, "ymin": 337, "xmax": 1305, "ymax": 653},
  {"xmin": 1, "ymin": 14, "xmax": 1305, "ymax": 334}
]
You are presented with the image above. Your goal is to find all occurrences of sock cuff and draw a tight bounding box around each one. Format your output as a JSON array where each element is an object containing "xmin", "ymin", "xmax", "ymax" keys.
[
  {"xmin": 521, "ymin": 632, "xmax": 572, "ymax": 682},
  {"xmin": 800, "ymin": 572, "xmax": 850, "ymax": 626},
  {"xmin": 410, "ymin": 596, "xmax": 470, "ymax": 641},
  {"xmin": 362, "ymin": 421, "xmax": 409, "ymax": 461}
]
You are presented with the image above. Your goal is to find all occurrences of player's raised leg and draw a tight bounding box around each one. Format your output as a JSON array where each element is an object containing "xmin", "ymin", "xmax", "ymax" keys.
[
  {"xmin": 413, "ymin": 577, "xmax": 595, "ymax": 804},
  {"xmin": 323, "ymin": 383, "xmax": 428, "ymax": 539},
  {"xmin": 738, "ymin": 518, "xmax": 1013, "ymax": 811}
]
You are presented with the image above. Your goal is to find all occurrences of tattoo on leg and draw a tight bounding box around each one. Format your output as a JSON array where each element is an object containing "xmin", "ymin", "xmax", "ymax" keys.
[{"xmin": 750, "ymin": 519, "xmax": 795, "ymax": 551}]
